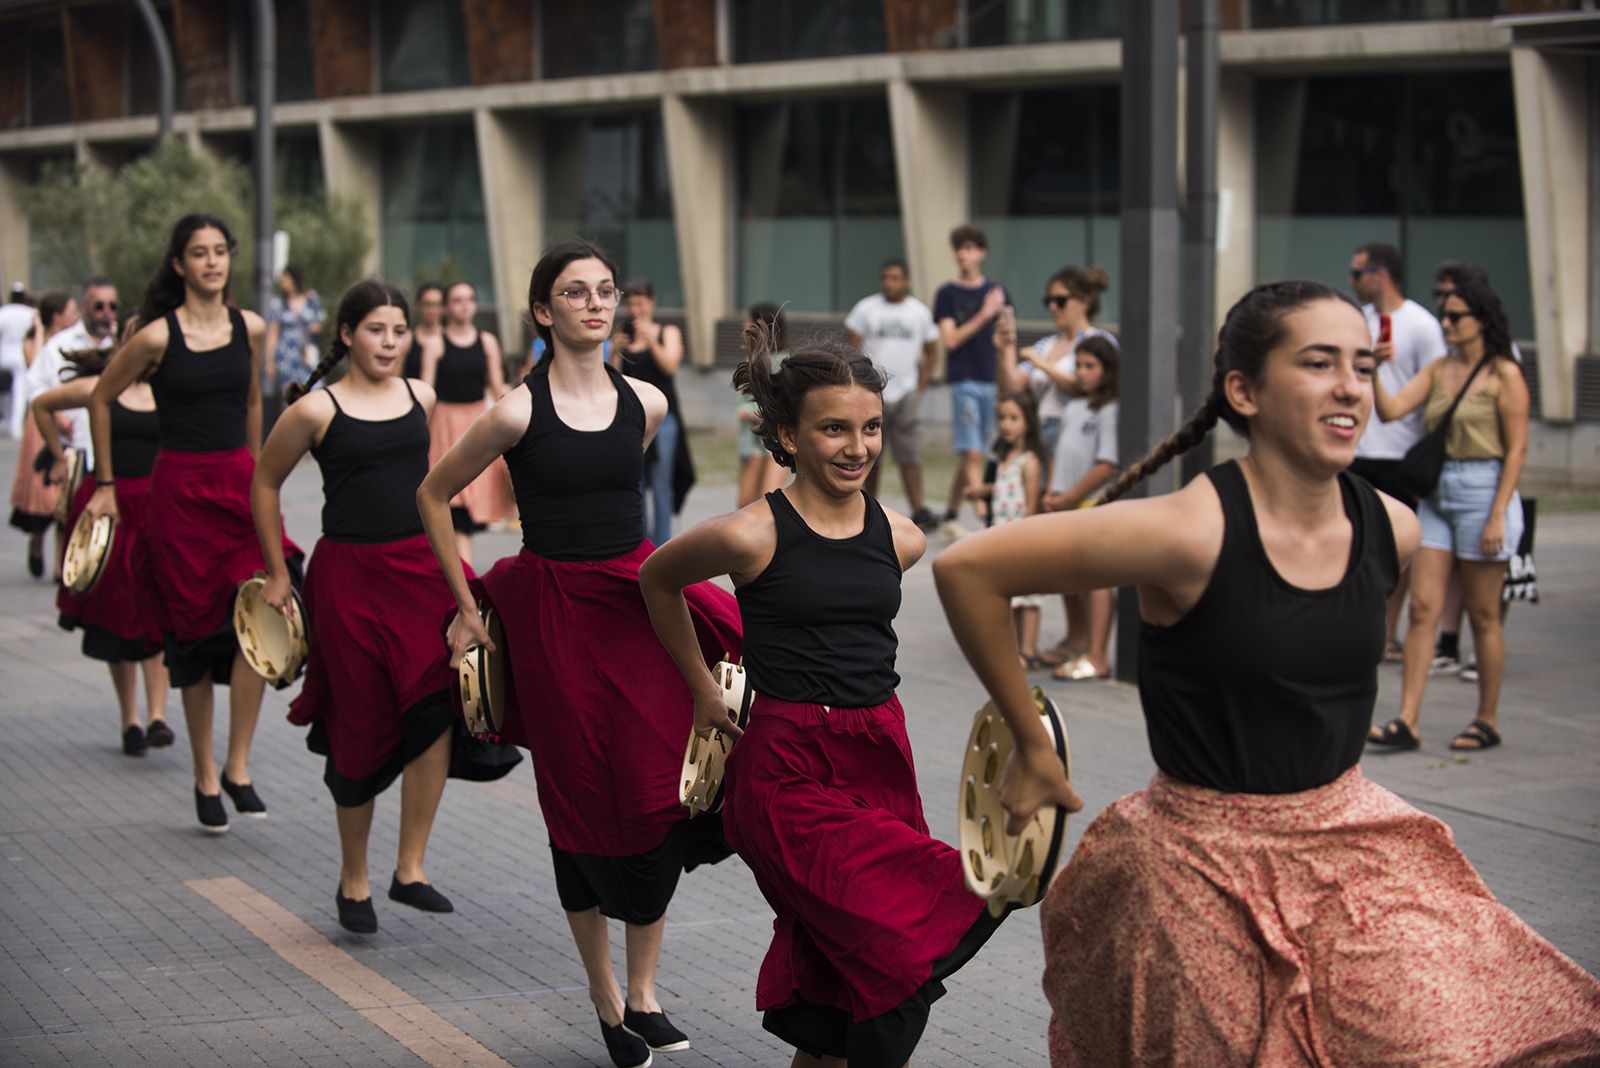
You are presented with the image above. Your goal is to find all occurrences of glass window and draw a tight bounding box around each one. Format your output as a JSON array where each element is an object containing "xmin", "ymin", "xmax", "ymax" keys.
[
  {"xmin": 737, "ymin": 95, "xmax": 902, "ymax": 312},
  {"xmin": 1255, "ymin": 69, "xmax": 1531, "ymax": 336},
  {"xmin": 378, "ymin": 0, "xmax": 471, "ymax": 93},
  {"xmin": 966, "ymin": 0, "xmax": 1120, "ymax": 46},
  {"xmin": 380, "ymin": 123, "xmax": 494, "ymax": 301},
  {"xmin": 541, "ymin": 0, "xmax": 658, "ymax": 79},
  {"xmin": 27, "ymin": 24, "xmax": 71, "ymax": 127},
  {"xmin": 970, "ymin": 86, "xmax": 1121, "ymax": 323},
  {"xmin": 1249, "ymin": 0, "xmax": 1507, "ymax": 28},
  {"xmin": 277, "ymin": 130, "xmax": 324, "ymax": 199},
  {"xmin": 733, "ymin": 0, "xmax": 886, "ymax": 63},
  {"xmin": 544, "ymin": 110, "xmax": 681, "ymax": 307}
]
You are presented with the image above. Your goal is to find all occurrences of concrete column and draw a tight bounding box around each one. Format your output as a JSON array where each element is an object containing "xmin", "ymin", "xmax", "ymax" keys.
[
  {"xmin": 473, "ymin": 107, "xmax": 543, "ymax": 350},
  {"xmin": 886, "ymin": 77, "xmax": 968, "ymax": 341},
  {"xmin": 0, "ymin": 156, "xmax": 29, "ymax": 291},
  {"xmin": 661, "ymin": 92, "xmax": 732, "ymax": 370},
  {"xmin": 1512, "ymin": 47, "xmax": 1592, "ymax": 422},
  {"xmin": 1214, "ymin": 70, "xmax": 1254, "ymax": 325},
  {"xmin": 316, "ymin": 118, "xmax": 382, "ymax": 277}
]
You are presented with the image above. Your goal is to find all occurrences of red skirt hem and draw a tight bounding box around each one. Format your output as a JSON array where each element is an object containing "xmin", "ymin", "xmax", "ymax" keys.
[{"xmin": 56, "ymin": 475, "xmax": 163, "ymax": 651}]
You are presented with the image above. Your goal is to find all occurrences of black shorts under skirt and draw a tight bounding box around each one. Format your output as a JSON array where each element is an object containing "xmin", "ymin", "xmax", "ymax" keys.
[
  {"xmin": 550, "ymin": 815, "xmax": 732, "ymax": 925},
  {"xmin": 9, "ymin": 508, "xmax": 52, "ymax": 535},
  {"xmin": 763, "ymin": 906, "xmax": 1008, "ymax": 1068},
  {"xmin": 61, "ymin": 616, "xmax": 163, "ymax": 664},
  {"xmin": 306, "ymin": 691, "xmax": 456, "ymax": 808}
]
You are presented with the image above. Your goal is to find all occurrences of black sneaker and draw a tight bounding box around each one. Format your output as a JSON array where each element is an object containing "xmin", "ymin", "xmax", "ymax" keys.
[
  {"xmin": 122, "ymin": 724, "xmax": 148, "ymax": 756},
  {"xmin": 220, "ymin": 773, "xmax": 267, "ymax": 819},
  {"xmin": 387, "ymin": 875, "xmax": 454, "ymax": 913},
  {"xmin": 912, "ymin": 507, "xmax": 940, "ymax": 533},
  {"xmin": 598, "ymin": 1011, "xmax": 652, "ymax": 1067},
  {"xmin": 194, "ymin": 788, "xmax": 229, "ymax": 834},
  {"xmin": 145, "ymin": 719, "xmax": 175, "ymax": 747},
  {"xmin": 335, "ymin": 889, "xmax": 378, "ymax": 934},
  {"xmin": 623, "ymin": 1007, "xmax": 690, "ymax": 1052}
]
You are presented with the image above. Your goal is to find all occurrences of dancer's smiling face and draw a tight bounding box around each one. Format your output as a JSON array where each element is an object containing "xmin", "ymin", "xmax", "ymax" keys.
[
  {"xmin": 343, "ymin": 304, "xmax": 410, "ymax": 382},
  {"xmin": 778, "ymin": 383, "xmax": 883, "ymax": 496}
]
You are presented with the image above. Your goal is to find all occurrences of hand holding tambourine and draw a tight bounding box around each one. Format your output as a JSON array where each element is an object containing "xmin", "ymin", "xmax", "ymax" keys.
[
  {"xmin": 680, "ymin": 658, "xmax": 752, "ymax": 816},
  {"xmin": 85, "ymin": 482, "xmax": 119, "ymax": 522},
  {"xmin": 446, "ymin": 604, "xmax": 494, "ymax": 670}
]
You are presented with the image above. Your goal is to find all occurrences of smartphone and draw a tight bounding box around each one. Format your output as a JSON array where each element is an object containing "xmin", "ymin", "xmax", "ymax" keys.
[
  {"xmin": 1378, "ymin": 312, "xmax": 1392, "ymax": 345},
  {"xmin": 1001, "ymin": 305, "xmax": 1017, "ymax": 333},
  {"xmin": 619, "ymin": 316, "xmax": 635, "ymax": 340}
]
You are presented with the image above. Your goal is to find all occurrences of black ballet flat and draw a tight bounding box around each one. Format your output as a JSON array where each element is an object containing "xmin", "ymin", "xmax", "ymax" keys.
[
  {"xmin": 219, "ymin": 773, "xmax": 268, "ymax": 818},
  {"xmin": 597, "ymin": 1011, "xmax": 652, "ymax": 1068},
  {"xmin": 27, "ymin": 549, "xmax": 43, "ymax": 578},
  {"xmin": 335, "ymin": 889, "xmax": 378, "ymax": 934},
  {"xmin": 194, "ymin": 788, "xmax": 229, "ymax": 834},
  {"xmin": 622, "ymin": 1007, "xmax": 689, "ymax": 1052},
  {"xmin": 122, "ymin": 724, "xmax": 148, "ymax": 756},
  {"xmin": 145, "ymin": 719, "xmax": 175, "ymax": 747},
  {"xmin": 387, "ymin": 875, "xmax": 453, "ymax": 914}
]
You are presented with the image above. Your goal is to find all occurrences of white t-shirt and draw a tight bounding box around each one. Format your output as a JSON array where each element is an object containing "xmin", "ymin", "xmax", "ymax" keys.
[
  {"xmin": 1021, "ymin": 327, "xmax": 1118, "ymax": 422},
  {"xmin": 0, "ymin": 301, "xmax": 33, "ymax": 371},
  {"xmin": 1049, "ymin": 397, "xmax": 1119, "ymax": 496},
  {"xmin": 25, "ymin": 321, "xmax": 110, "ymax": 468},
  {"xmin": 843, "ymin": 293, "xmax": 938, "ymax": 405},
  {"xmin": 1359, "ymin": 299, "xmax": 1445, "ymax": 460}
]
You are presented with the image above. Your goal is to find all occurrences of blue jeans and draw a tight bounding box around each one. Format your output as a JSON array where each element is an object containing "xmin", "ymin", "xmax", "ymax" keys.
[
  {"xmin": 1419, "ymin": 459, "xmax": 1522, "ymax": 563},
  {"xmin": 642, "ymin": 411, "xmax": 678, "ymax": 545},
  {"xmin": 949, "ymin": 380, "xmax": 996, "ymax": 455}
]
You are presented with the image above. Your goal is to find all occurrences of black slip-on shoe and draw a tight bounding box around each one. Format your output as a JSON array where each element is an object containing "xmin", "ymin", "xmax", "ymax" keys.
[
  {"xmin": 622, "ymin": 1008, "xmax": 690, "ymax": 1052},
  {"xmin": 387, "ymin": 875, "xmax": 454, "ymax": 913},
  {"xmin": 336, "ymin": 889, "xmax": 378, "ymax": 934},
  {"xmin": 194, "ymin": 788, "xmax": 229, "ymax": 834},
  {"xmin": 598, "ymin": 1012, "xmax": 652, "ymax": 1067},
  {"xmin": 122, "ymin": 724, "xmax": 148, "ymax": 756},
  {"xmin": 219, "ymin": 773, "xmax": 267, "ymax": 818},
  {"xmin": 145, "ymin": 719, "xmax": 175, "ymax": 747}
]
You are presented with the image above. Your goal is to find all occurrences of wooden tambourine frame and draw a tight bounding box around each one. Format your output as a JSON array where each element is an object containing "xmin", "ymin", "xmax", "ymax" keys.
[
  {"xmin": 458, "ymin": 604, "xmax": 507, "ymax": 737},
  {"xmin": 958, "ymin": 687, "xmax": 1070, "ymax": 917},
  {"xmin": 53, "ymin": 447, "xmax": 85, "ymax": 525},
  {"xmin": 62, "ymin": 509, "xmax": 116, "ymax": 594},
  {"xmin": 233, "ymin": 572, "xmax": 308, "ymax": 688},
  {"xmin": 679, "ymin": 658, "xmax": 753, "ymax": 816}
]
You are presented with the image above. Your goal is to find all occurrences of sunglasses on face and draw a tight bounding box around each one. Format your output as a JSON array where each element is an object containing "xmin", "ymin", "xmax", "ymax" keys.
[
  {"xmin": 92, "ymin": 300, "xmax": 119, "ymax": 312},
  {"xmin": 1349, "ymin": 266, "xmax": 1379, "ymax": 279},
  {"xmin": 1043, "ymin": 294, "xmax": 1072, "ymax": 310},
  {"xmin": 1440, "ymin": 311, "xmax": 1472, "ymax": 325}
]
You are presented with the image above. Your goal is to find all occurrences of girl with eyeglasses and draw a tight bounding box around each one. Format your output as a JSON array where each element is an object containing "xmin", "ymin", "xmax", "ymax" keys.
[
  {"xmin": 1366, "ymin": 277, "xmax": 1530, "ymax": 754},
  {"xmin": 86, "ymin": 213, "xmax": 304, "ymax": 833},
  {"xmin": 418, "ymin": 240, "xmax": 742, "ymax": 1068},
  {"xmin": 419, "ymin": 279, "xmax": 514, "ymax": 567}
]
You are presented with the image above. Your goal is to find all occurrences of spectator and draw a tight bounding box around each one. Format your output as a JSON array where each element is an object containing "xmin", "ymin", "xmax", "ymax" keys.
[
  {"xmin": 612, "ymin": 279, "xmax": 688, "ymax": 544},
  {"xmin": 963, "ymin": 390, "xmax": 1047, "ymax": 666},
  {"xmin": 1, "ymin": 283, "xmax": 36, "ymax": 439},
  {"xmin": 8, "ymin": 291, "xmax": 78, "ymax": 576},
  {"xmin": 736, "ymin": 302, "xmax": 789, "ymax": 508},
  {"xmin": 263, "ymin": 265, "xmax": 325, "ymax": 431},
  {"xmin": 405, "ymin": 281, "xmax": 445, "ymax": 379}
]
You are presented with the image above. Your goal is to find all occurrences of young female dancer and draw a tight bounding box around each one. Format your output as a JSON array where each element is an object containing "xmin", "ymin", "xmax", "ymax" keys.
[
  {"xmin": 640, "ymin": 327, "xmax": 1001, "ymax": 1068},
  {"xmin": 420, "ymin": 280, "xmax": 512, "ymax": 565},
  {"xmin": 403, "ymin": 282, "xmax": 444, "ymax": 380},
  {"xmin": 9, "ymin": 291, "xmax": 77, "ymax": 575},
  {"xmin": 85, "ymin": 213, "xmax": 302, "ymax": 834},
  {"xmin": 252, "ymin": 280, "xmax": 467, "ymax": 934},
  {"xmin": 962, "ymin": 390, "xmax": 1045, "ymax": 667},
  {"xmin": 934, "ymin": 280, "xmax": 1600, "ymax": 1065},
  {"xmin": 418, "ymin": 241, "xmax": 741, "ymax": 1068},
  {"xmin": 33, "ymin": 346, "xmax": 171, "ymax": 755}
]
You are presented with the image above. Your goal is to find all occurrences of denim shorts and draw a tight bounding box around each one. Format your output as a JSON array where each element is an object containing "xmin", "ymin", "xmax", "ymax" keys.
[
  {"xmin": 1419, "ymin": 459, "xmax": 1523, "ymax": 563},
  {"xmin": 949, "ymin": 380, "xmax": 996, "ymax": 455}
]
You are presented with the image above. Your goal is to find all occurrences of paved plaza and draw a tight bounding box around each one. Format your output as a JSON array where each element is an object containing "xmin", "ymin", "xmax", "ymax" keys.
[{"xmin": 2, "ymin": 431, "xmax": 1597, "ymax": 1067}]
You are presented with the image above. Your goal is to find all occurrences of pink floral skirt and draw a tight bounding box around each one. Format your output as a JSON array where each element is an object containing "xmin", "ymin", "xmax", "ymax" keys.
[{"xmin": 1042, "ymin": 768, "xmax": 1600, "ymax": 1066}]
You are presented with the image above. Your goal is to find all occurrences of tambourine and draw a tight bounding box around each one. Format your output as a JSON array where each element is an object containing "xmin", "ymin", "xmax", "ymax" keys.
[
  {"xmin": 233, "ymin": 572, "xmax": 308, "ymax": 688},
  {"xmin": 679, "ymin": 658, "xmax": 753, "ymax": 816},
  {"xmin": 458, "ymin": 604, "xmax": 507, "ymax": 736},
  {"xmin": 958, "ymin": 686, "xmax": 1070, "ymax": 917},
  {"xmin": 52, "ymin": 447, "xmax": 86, "ymax": 525},
  {"xmin": 62, "ymin": 509, "xmax": 116, "ymax": 594}
]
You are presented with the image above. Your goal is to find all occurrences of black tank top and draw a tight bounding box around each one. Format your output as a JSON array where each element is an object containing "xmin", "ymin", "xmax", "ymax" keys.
[
  {"xmin": 149, "ymin": 308, "xmax": 250, "ymax": 451},
  {"xmin": 434, "ymin": 332, "xmax": 486, "ymax": 403},
  {"xmin": 402, "ymin": 338, "xmax": 424, "ymax": 381},
  {"xmin": 504, "ymin": 363, "xmax": 644, "ymax": 561},
  {"xmin": 110, "ymin": 398, "xmax": 160, "ymax": 478},
  {"xmin": 311, "ymin": 381, "xmax": 429, "ymax": 544},
  {"xmin": 736, "ymin": 490, "xmax": 902, "ymax": 709},
  {"xmin": 1138, "ymin": 461, "xmax": 1398, "ymax": 794},
  {"xmin": 619, "ymin": 343, "xmax": 679, "ymax": 414}
]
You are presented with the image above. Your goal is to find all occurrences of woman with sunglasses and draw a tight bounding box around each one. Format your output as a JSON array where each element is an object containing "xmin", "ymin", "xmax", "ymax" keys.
[
  {"xmin": 420, "ymin": 280, "xmax": 513, "ymax": 567},
  {"xmin": 1367, "ymin": 277, "xmax": 1529, "ymax": 753},
  {"xmin": 86, "ymin": 213, "xmax": 303, "ymax": 833},
  {"xmin": 419, "ymin": 241, "xmax": 741, "ymax": 1068}
]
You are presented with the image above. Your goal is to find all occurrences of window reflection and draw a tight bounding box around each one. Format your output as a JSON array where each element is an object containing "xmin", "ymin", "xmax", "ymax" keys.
[
  {"xmin": 542, "ymin": 0, "xmax": 658, "ymax": 79},
  {"xmin": 381, "ymin": 124, "xmax": 493, "ymax": 301},
  {"xmin": 378, "ymin": 0, "xmax": 471, "ymax": 93}
]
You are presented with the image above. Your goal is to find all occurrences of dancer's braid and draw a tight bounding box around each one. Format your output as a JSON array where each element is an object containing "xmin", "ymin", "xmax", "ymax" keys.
[
  {"xmin": 285, "ymin": 338, "xmax": 345, "ymax": 404},
  {"xmin": 1096, "ymin": 393, "xmax": 1221, "ymax": 505}
]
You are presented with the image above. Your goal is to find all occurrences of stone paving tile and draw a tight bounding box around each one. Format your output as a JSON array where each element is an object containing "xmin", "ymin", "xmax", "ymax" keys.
[{"xmin": 1, "ymin": 437, "xmax": 1596, "ymax": 1066}]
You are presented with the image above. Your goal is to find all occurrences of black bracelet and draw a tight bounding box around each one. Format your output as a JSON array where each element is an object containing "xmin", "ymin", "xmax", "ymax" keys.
[{"xmin": 95, "ymin": 478, "xmax": 115, "ymax": 488}]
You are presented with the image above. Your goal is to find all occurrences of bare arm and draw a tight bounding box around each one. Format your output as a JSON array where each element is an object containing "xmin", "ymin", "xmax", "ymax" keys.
[
  {"xmin": 262, "ymin": 321, "xmax": 280, "ymax": 385},
  {"xmin": 1021, "ymin": 454, "xmax": 1042, "ymax": 516},
  {"xmin": 420, "ymin": 336, "xmax": 441, "ymax": 387},
  {"xmin": 244, "ymin": 310, "xmax": 266, "ymax": 455},
  {"xmin": 1373, "ymin": 354, "xmax": 1440, "ymax": 422},
  {"xmin": 1481, "ymin": 362, "xmax": 1530, "ymax": 558},
  {"xmin": 939, "ymin": 287, "xmax": 1007, "ymax": 351},
  {"xmin": 31, "ymin": 377, "xmax": 97, "ymax": 480},
  {"xmin": 646, "ymin": 324, "xmax": 684, "ymax": 376},
  {"xmin": 994, "ymin": 322, "xmax": 1030, "ymax": 394},
  {"xmin": 250, "ymin": 392, "xmax": 331, "ymax": 610},
  {"xmin": 919, "ymin": 340, "xmax": 938, "ymax": 391},
  {"xmin": 482, "ymin": 332, "xmax": 507, "ymax": 400},
  {"xmin": 1044, "ymin": 461, "xmax": 1115, "ymax": 512},
  {"xmin": 625, "ymin": 377, "xmax": 669, "ymax": 449},
  {"xmin": 85, "ymin": 322, "xmax": 166, "ymax": 520}
]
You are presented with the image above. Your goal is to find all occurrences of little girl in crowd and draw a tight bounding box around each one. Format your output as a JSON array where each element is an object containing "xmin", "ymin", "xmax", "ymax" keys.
[
  {"xmin": 967, "ymin": 391, "xmax": 1048, "ymax": 668},
  {"xmin": 1043, "ymin": 334, "xmax": 1120, "ymax": 681}
]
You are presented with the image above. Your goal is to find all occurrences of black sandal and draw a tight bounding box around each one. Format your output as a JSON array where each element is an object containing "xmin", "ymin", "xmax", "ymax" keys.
[
  {"xmin": 1367, "ymin": 717, "xmax": 1420, "ymax": 750},
  {"xmin": 1449, "ymin": 719, "xmax": 1501, "ymax": 751}
]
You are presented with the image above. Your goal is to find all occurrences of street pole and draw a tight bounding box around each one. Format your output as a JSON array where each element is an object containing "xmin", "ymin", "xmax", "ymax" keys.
[
  {"xmin": 1180, "ymin": 0, "xmax": 1219, "ymax": 483},
  {"xmin": 250, "ymin": 0, "xmax": 276, "ymax": 316},
  {"xmin": 1115, "ymin": 1, "xmax": 1180, "ymax": 683},
  {"xmin": 130, "ymin": 0, "xmax": 174, "ymax": 141}
]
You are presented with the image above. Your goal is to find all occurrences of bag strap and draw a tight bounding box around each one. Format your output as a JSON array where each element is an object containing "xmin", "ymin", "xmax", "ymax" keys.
[{"xmin": 1436, "ymin": 354, "xmax": 1493, "ymax": 430}]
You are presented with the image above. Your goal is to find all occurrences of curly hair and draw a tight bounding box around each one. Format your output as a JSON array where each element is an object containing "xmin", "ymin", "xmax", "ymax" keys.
[{"xmin": 731, "ymin": 322, "xmax": 885, "ymax": 471}]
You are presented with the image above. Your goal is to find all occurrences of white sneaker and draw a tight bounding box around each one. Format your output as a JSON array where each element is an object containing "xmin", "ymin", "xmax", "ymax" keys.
[
  {"xmin": 1429, "ymin": 654, "xmax": 1462, "ymax": 676},
  {"xmin": 939, "ymin": 518, "xmax": 971, "ymax": 542},
  {"xmin": 1459, "ymin": 659, "xmax": 1479, "ymax": 683}
]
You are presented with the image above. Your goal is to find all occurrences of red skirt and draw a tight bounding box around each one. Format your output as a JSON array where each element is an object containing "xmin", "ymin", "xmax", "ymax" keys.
[
  {"xmin": 473, "ymin": 542, "xmax": 741, "ymax": 856},
  {"xmin": 722, "ymin": 694, "xmax": 986, "ymax": 1022},
  {"xmin": 289, "ymin": 535, "xmax": 469, "ymax": 781},
  {"xmin": 144, "ymin": 447, "xmax": 302, "ymax": 643},
  {"xmin": 56, "ymin": 475, "xmax": 163, "ymax": 661},
  {"xmin": 1042, "ymin": 768, "xmax": 1600, "ymax": 1067}
]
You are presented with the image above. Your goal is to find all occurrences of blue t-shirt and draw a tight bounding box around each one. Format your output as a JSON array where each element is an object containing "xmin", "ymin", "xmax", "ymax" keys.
[{"xmin": 933, "ymin": 279, "xmax": 1011, "ymax": 383}]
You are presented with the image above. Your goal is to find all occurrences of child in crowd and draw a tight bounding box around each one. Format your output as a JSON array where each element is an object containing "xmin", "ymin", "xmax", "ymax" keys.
[{"xmin": 967, "ymin": 391, "xmax": 1048, "ymax": 668}]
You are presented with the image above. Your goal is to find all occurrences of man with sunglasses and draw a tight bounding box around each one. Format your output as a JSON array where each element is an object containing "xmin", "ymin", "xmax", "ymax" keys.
[
  {"xmin": 22, "ymin": 277, "xmax": 120, "ymax": 472},
  {"xmin": 1347, "ymin": 243, "xmax": 1446, "ymax": 661}
]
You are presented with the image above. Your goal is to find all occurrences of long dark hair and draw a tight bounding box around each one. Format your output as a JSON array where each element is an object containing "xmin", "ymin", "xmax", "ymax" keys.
[
  {"xmin": 1075, "ymin": 334, "xmax": 1120, "ymax": 412},
  {"xmin": 286, "ymin": 279, "xmax": 410, "ymax": 403},
  {"xmin": 992, "ymin": 390, "xmax": 1045, "ymax": 468},
  {"xmin": 1445, "ymin": 276, "xmax": 1512, "ymax": 366},
  {"xmin": 136, "ymin": 213, "xmax": 237, "ymax": 327},
  {"xmin": 526, "ymin": 240, "xmax": 621, "ymax": 357},
  {"xmin": 732, "ymin": 322, "xmax": 885, "ymax": 471},
  {"xmin": 1098, "ymin": 280, "xmax": 1358, "ymax": 504}
]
